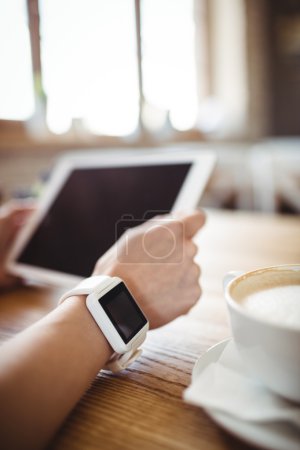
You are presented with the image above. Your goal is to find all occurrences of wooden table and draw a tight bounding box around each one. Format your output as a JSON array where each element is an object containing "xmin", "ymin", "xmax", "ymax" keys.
[{"xmin": 0, "ymin": 210, "xmax": 299, "ymax": 450}]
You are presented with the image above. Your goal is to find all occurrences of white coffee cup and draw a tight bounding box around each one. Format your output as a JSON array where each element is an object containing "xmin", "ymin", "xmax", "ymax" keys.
[{"xmin": 224, "ymin": 264, "xmax": 300, "ymax": 402}]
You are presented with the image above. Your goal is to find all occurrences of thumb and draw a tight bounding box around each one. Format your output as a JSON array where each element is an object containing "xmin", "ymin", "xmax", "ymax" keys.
[{"xmin": 176, "ymin": 210, "xmax": 206, "ymax": 239}]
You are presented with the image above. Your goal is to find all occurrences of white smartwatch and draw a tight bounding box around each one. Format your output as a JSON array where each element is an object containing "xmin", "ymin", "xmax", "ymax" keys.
[{"xmin": 59, "ymin": 276, "xmax": 149, "ymax": 372}]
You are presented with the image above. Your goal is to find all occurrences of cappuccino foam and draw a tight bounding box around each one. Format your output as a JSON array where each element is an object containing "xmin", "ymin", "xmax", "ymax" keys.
[{"xmin": 232, "ymin": 270, "xmax": 300, "ymax": 330}]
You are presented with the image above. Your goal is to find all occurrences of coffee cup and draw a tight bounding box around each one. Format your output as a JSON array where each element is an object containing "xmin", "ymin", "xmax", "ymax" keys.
[{"xmin": 223, "ymin": 264, "xmax": 300, "ymax": 402}]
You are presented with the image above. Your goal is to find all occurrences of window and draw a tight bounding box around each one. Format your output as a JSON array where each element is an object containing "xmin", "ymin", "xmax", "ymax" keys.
[
  {"xmin": 0, "ymin": 0, "xmax": 34, "ymax": 120},
  {"xmin": 39, "ymin": 0, "xmax": 139, "ymax": 136},
  {"xmin": 141, "ymin": 0, "xmax": 198, "ymax": 132},
  {"xmin": 0, "ymin": 0, "xmax": 251, "ymax": 145}
]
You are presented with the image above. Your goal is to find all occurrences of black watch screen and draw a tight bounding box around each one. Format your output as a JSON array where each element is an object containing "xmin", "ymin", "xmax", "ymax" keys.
[{"xmin": 100, "ymin": 282, "xmax": 148, "ymax": 343}]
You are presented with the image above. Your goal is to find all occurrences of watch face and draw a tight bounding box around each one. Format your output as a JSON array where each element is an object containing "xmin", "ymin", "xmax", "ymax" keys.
[{"xmin": 100, "ymin": 282, "xmax": 148, "ymax": 344}]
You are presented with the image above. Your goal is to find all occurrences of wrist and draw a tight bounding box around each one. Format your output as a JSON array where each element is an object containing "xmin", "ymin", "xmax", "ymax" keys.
[
  {"xmin": 59, "ymin": 275, "xmax": 149, "ymax": 372},
  {"xmin": 59, "ymin": 295, "xmax": 114, "ymax": 365}
]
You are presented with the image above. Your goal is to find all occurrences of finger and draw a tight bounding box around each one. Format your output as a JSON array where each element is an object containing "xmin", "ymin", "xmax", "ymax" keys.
[
  {"xmin": 176, "ymin": 210, "xmax": 206, "ymax": 239},
  {"xmin": 0, "ymin": 200, "xmax": 36, "ymax": 221},
  {"xmin": 141, "ymin": 210, "xmax": 205, "ymax": 240},
  {"xmin": 183, "ymin": 262, "xmax": 201, "ymax": 285},
  {"xmin": 177, "ymin": 284, "xmax": 202, "ymax": 315},
  {"xmin": 191, "ymin": 262, "xmax": 201, "ymax": 280},
  {"xmin": 11, "ymin": 207, "xmax": 35, "ymax": 229},
  {"xmin": 185, "ymin": 241, "xmax": 198, "ymax": 258},
  {"xmin": 0, "ymin": 201, "xmax": 36, "ymax": 255}
]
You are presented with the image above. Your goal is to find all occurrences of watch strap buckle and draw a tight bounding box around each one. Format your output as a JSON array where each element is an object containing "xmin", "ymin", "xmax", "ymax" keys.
[{"xmin": 103, "ymin": 348, "xmax": 143, "ymax": 373}]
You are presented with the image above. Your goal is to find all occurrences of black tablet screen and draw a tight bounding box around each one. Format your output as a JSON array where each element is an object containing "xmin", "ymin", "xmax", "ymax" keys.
[{"xmin": 18, "ymin": 164, "xmax": 191, "ymax": 277}]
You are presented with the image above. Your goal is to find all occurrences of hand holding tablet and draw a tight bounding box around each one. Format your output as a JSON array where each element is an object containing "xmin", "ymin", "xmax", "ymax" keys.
[
  {"xmin": 6, "ymin": 150, "xmax": 215, "ymax": 286},
  {"xmin": 0, "ymin": 151, "xmax": 214, "ymax": 450}
]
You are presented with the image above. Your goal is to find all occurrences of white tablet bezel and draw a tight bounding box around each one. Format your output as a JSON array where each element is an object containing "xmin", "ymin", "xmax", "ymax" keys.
[{"xmin": 6, "ymin": 150, "xmax": 215, "ymax": 287}]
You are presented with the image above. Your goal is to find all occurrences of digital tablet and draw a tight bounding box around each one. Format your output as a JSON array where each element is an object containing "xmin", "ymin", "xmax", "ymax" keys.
[{"xmin": 6, "ymin": 150, "xmax": 215, "ymax": 286}]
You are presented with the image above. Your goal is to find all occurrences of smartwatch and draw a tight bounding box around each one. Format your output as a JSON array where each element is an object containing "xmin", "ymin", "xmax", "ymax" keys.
[{"xmin": 59, "ymin": 276, "xmax": 149, "ymax": 372}]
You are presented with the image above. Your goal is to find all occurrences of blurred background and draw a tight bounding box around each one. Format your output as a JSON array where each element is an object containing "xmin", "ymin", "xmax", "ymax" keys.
[{"xmin": 0, "ymin": 0, "xmax": 299, "ymax": 214}]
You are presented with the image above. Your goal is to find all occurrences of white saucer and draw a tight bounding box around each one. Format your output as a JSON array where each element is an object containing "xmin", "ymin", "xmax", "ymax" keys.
[{"xmin": 192, "ymin": 339, "xmax": 300, "ymax": 450}]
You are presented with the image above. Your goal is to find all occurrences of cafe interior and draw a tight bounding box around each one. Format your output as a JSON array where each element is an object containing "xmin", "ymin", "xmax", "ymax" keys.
[
  {"xmin": 1, "ymin": 0, "xmax": 300, "ymax": 213},
  {"xmin": 0, "ymin": 1, "xmax": 299, "ymax": 449}
]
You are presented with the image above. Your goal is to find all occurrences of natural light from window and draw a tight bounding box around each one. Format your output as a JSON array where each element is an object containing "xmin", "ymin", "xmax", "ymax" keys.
[
  {"xmin": 39, "ymin": 0, "xmax": 139, "ymax": 136},
  {"xmin": 0, "ymin": 0, "xmax": 199, "ymax": 136},
  {"xmin": 141, "ymin": 0, "xmax": 198, "ymax": 131},
  {"xmin": 0, "ymin": 0, "xmax": 34, "ymax": 120}
]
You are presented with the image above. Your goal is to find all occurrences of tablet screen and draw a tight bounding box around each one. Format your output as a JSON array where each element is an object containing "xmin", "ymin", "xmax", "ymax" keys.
[{"xmin": 17, "ymin": 163, "xmax": 191, "ymax": 277}]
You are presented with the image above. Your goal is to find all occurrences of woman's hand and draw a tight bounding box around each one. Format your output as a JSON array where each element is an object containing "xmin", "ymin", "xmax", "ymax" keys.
[
  {"xmin": 0, "ymin": 207, "xmax": 204, "ymax": 450},
  {"xmin": 93, "ymin": 210, "xmax": 205, "ymax": 328},
  {"xmin": 0, "ymin": 201, "xmax": 35, "ymax": 289}
]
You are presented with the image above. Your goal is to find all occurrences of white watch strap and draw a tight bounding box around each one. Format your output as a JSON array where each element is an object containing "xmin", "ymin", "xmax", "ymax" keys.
[
  {"xmin": 58, "ymin": 275, "xmax": 112, "ymax": 304},
  {"xmin": 58, "ymin": 275, "xmax": 144, "ymax": 373}
]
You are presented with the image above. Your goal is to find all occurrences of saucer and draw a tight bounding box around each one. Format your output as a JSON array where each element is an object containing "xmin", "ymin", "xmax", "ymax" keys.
[{"xmin": 191, "ymin": 339, "xmax": 300, "ymax": 450}]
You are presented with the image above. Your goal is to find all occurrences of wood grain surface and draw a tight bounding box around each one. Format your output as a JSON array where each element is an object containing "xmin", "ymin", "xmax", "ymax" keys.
[{"xmin": 0, "ymin": 209, "xmax": 299, "ymax": 450}]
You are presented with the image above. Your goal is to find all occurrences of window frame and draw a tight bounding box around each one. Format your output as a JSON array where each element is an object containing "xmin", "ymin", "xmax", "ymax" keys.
[{"xmin": 0, "ymin": 0, "xmax": 206, "ymax": 153}]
